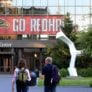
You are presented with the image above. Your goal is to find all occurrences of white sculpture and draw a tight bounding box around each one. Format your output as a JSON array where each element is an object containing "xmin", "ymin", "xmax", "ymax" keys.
[{"xmin": 56, "ymin": 31, "xmax": 81, "ymax": 77}]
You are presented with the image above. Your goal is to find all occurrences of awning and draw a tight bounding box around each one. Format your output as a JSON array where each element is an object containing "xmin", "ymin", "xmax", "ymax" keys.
[
  {"xmin": 0, "ymin": 40, "xmax": 56, "ymax": 48},
  {"xmin": 0, "ymin": 52, "xmax": 15, "ymax": 55}
]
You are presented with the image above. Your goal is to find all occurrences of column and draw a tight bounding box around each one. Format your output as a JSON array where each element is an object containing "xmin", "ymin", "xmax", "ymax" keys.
[{"xmin": 18, "ymin": 49, "xmax": 22, "ymax": 59}]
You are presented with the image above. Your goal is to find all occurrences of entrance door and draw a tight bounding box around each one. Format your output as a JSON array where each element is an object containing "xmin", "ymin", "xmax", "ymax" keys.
[
  {"xmin": 0, "ymin": 56, "xmax": 12, "ymax": 73},
  {"xmin": 24, "ymin": 52, "xmax": 40, "ymax": 71}
]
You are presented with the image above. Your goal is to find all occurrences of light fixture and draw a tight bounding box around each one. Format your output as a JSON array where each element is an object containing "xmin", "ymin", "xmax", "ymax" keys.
[{"xmin": 34, "ymin": 53, "xmax": 37, "ymax": 58}]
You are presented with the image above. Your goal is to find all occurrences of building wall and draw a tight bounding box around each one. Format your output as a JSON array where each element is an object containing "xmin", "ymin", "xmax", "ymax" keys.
[
  {"xmin": 0, "ymin": 0, "xmax": 92, "ymax": 31},
  {"xmin": 0, "ymin": 0, "xmax": 92, "ymax": 73}
]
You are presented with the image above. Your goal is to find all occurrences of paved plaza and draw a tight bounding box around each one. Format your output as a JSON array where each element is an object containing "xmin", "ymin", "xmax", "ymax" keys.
[{"xmin": 0, "ymin": 74, "xmax": 92, "ymax": 92}]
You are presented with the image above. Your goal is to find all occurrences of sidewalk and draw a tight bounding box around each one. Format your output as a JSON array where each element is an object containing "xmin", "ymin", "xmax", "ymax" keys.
[{"xmin": 0, "ymin": 74, "xmax": 92, "ymax": 92}]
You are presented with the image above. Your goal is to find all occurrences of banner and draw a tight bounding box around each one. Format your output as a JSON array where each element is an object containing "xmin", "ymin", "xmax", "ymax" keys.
[{"xmin": 0, "ymin": 15, "xmax": 63, "ymax": 35}]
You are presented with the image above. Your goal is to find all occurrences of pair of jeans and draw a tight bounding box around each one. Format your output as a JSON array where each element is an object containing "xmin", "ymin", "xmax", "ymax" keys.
[{"xmin": 44, "ymin": 85, "xmax": 56, "ymax": 92}]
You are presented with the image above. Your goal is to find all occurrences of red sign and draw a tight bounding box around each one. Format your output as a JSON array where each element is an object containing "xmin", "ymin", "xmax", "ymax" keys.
[{"xmin": 0, "ymin": 15, "xmax": 63, "ymax": 35}]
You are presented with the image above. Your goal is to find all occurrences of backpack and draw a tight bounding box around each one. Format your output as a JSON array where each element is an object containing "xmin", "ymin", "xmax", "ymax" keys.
[
  {"xmin": 51, "ymin": 65, "xmax": 61, "ymax": 85},
  {"xmin": 28, "ymin": 71, "xmax": 37, "ymax": 86},
  {"xmin": 17, "ymin": 68, "xmax": 28, "ymax": 85}
]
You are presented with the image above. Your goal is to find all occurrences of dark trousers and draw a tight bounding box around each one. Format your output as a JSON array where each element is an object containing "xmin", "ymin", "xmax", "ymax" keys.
[
  {"xmin": 16, "ymin": 80, "xmax": 28, "ymax": 92},
  {"xmin": 16, "ymin": 84, "xmax": 28, "ymax": 92},
  {"xmin": 44, "ymin": 85, "xmax": 56, "ymax": 92}
]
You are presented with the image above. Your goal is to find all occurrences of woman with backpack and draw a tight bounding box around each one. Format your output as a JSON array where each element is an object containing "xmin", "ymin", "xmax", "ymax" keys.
[{"xmin": 12, "ymin": 58, "xmax": 31, "ymax": 92}]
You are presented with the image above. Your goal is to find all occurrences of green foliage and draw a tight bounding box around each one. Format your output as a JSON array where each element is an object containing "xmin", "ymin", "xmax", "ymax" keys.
[
  {"xmin": 62, "ymin": 12, "xmax": 74, "ymax": 37},
  {"xmin": 77, "ymin": 26, "xmax": 92, "ymax": 57},
  {"xmin": 78, "ymin": 68, "xmax": 88, "ymax": 77},
  {"xmin": 45, "ymin": 13, "xmax": 81, "ymax": 69},
  {"xmin": 89, "ymin": 80, "xmax": 92, "ymax": 87},
  {"xmin": 76, "ymin": 55, "xmax": 92, "ymax": 68},
  {"xmin": 46, "ymin": 40, "xmax": 70, "ymax": 69},
  {"xmin": 78, "ymin": 68, "xmax": 92, "ymax": 77},
  {"xmin": 60, "ymin": 68, "xmax": 69, "ymax": 77}
]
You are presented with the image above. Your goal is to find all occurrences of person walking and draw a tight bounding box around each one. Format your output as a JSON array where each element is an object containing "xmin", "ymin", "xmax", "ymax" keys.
[
  {"xmin": 41, "ymin": 57, "xmax": 58, "ymax": 92},
  {"xmin": 12, "ymin": 58, "xmax": 31, "ymax": 92}
]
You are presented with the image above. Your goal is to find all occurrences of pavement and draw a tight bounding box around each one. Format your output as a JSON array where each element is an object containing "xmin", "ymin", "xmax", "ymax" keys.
[{"xmin": 0, "ymin": 74, "xmax": 92, "ymax": 92}]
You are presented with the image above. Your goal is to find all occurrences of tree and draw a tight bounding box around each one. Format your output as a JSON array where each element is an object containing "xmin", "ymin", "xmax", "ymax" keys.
[
  {"xmin": 46, "ymin": 13, "xmax": 76, "ymax": 69},
  {"xmin": 61, "ymin": 12, "xmax": 74, "ymax": 38},
  {"xmin": 46, "ymin": 40, "xmax": 70, "ymax": 69},
  {"xmin": 77, "ymin": 26, "xmax": 92, "ymax": 57}
]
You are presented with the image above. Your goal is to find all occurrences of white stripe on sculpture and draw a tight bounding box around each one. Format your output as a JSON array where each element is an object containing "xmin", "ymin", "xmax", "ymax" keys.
[{"xmin": 56, "ymin": 31, "xmax": 81, "ymax": 77}]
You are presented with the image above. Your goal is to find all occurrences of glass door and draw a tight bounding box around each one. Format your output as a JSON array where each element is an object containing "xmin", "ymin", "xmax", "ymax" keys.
[{"xmin": 0, "ymin": 56, "xmax": 12, "ymax": 73}]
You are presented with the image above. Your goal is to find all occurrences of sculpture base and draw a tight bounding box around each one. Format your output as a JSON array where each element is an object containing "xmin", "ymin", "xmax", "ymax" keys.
[
  {"xmin": 66, "ymin": 76, "xmax": 83, "ymax": 79},
  {"xmin": 68, "ymin": 67, "xmax": 78, "ymax": 77}
]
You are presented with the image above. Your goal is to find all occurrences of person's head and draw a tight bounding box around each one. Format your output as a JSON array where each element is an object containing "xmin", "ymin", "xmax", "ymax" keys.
[
  {"xmin": 45, "ymin": 57, "xmax": 53, "ymax": 64},
  {"xmin": 18, "ymin": 58, "xmax": 27, "ymax": 68}
]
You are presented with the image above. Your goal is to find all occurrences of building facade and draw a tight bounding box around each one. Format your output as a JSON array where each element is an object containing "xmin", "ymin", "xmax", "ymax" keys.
[{"xmin": 0, "ymin": 0, "xmax": 92, "ymax": 73}]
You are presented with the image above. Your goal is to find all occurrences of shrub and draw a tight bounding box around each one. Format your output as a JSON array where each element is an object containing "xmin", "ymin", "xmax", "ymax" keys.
[
  {"xmin": 87, "ymin": 68, "xmax": 92, "ymax": 77},
  {"xmin": 60, "ymin": 68, "xmax": 69, "ymax": 77},
  {"xmin": 78, "ymin": 68, "xmax": 92, "ymax": 77},
  {"xmin": 89, "ymin": 80, "xmax": 92, "ymax": 87},
  {"xmin": 78, "ymin": 68, "xmax": 87, "ymax": 77}
]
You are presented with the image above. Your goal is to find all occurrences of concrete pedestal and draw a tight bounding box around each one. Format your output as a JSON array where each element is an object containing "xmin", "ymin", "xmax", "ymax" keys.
[{"xmin": 68, "ymin": 67, "xmax": 78, "ymax": 77}]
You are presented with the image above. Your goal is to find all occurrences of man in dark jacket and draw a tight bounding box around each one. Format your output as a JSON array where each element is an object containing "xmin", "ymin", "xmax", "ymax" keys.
[{"xmin": 42, "ymin": 57, "xmax": 57, "ymax": 92}]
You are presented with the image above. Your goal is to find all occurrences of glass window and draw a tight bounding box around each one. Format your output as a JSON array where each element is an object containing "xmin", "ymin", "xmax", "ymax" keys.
[
  {"xmin": 48, "ymin": 6, "xmax": 58, "ymax": 15},
  {"xmin": 71, "ymin": 15, "xmax": 91, "ymax": 31},
  {"xmin": 40, "ymin": 0, "xmax": 48, "ymax": 7},
  {"xmin": 48, "ymin": 0, "xmax": 58, "ymax": 6},
  {"xmin": 33, "ymin": 0, "xmax": 41, "ymax": 6},
  {"xmin": 40, "ymin": 35, "xmax": 48, "ymax": 40},
  {"xmin": 0, "ymin": 7, "xmax": 4, "ymax": 14},
  {"xmin": 60, "ymin": 7, "xmax": 65, "ymax": 15},
  {"xmin": 76, "ymin": 0, "xmax": 90, "ymax": 6},
  {"xmin": 12, "ymin": 0, "xmax": 32, "ymax": 7},
  {"xmin": 64, "ymin": 6, "xmax": 75, "ymax": 15},
  {"xmin": 62, "ymin": 0, "xmax": 75, "ymax": 6},
  {"xmin": 48, "ymin": 35, "xmax": 56, "ymax": 40},
  {"xmin": 76, "ymin": 7, "xmax": 90, "ymax": 15}
]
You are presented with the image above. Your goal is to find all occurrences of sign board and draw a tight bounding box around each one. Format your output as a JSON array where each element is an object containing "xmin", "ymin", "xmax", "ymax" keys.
[{"xmin": 0, "ymin": 15, "xmax": 63, "ymax": 35}]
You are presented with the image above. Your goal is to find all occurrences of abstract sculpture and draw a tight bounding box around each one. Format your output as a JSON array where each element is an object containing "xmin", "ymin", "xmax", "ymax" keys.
[{"xmin": 56, "ymin": 31, "xmax": 81, "ymax": 76}]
